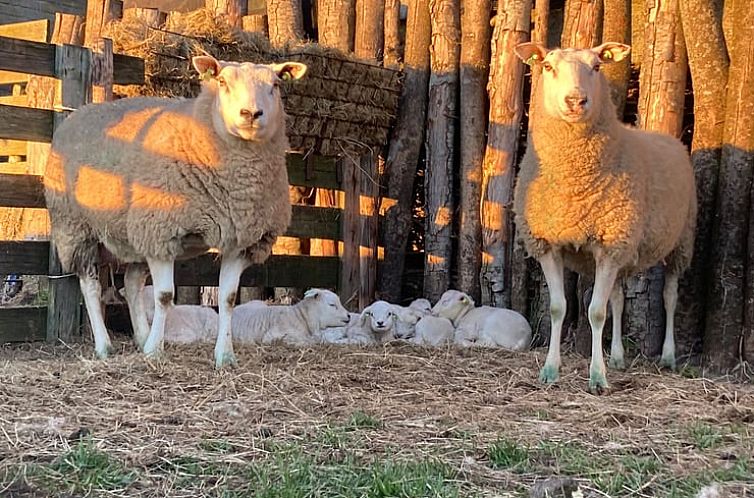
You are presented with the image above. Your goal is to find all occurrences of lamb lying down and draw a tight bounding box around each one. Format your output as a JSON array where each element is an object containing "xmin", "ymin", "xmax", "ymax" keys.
[
  {"xmin": 412, "ymin": 315, "xmax": 455, "ymax": 346},
  {"xmin": 132, "ymin": 285, "xmax": 219, "ymax": 343},
  {"xmin": 432, "ymin": 290, "xmax": 532, "ymax": 351}
]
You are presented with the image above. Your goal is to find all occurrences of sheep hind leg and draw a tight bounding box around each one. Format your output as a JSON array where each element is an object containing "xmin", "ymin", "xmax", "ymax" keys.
[
  {"xmin": 538, "ymin": 250, "xmax": 566, "ymax": 384},
  {"xmin": 142, "ymin": 258, "xmax": 174, "ymax": 360},
  {"xmin": 608, "ymin": 281, "xmax": 626, "ymax": 370},
  {"xmin": 124, "ymin": 263, "xmax": 150, "ymax": 351},
  {"xmin": 79, "ymin": 271, "xmax": 113, "ymax": 359},
  {"xmin": 588, "ymin": 258, "xmax": 621, "ymax": 394},
  {"xmin": 214, "ymin": 253, "xmax": 249, "ymax": 369},
  {"xmin": 659, "ymin": 272, "xmax": 679, "ymax": 370}
]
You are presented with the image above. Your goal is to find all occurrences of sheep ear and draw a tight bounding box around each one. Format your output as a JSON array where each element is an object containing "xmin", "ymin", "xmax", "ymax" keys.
[
  {"xmin": 514, "ymin": 42, "xmax": 549, "ymax": 66},
  {"xmin": 270, "ymin": 62, "xmax": 308, "ymax": 81},
  {"xmin": 192, "ymin": 56, "xmax": 222, "ymax": 80},
  {"xmin": 304, "ymin": 289, "xmax": 320, "ymax": 299},
  {"xmin": 358, "ymin": 311, "xmax": 368, "ymax": 327},
  {"xmin": 593, "ymin": 42, "xmax": 631, "ymax": 63}
]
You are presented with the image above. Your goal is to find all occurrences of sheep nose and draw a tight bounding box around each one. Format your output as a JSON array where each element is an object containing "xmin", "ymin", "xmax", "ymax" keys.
[
  {"xmin": 240, "ymin": 109, "xmax": 264, "ymax": 121},
  {"xmin": 376, "ymin": 321, "xmax": 385, "ymax": 327},
  {"xmin": 565, "ymin": 94, "xmax": 588, "ymax": 111}
]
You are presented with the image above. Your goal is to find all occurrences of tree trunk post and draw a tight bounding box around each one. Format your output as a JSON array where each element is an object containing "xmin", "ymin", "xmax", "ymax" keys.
[
  {"xmin": 267, "ymin": 0, "xmax": 305, "ymax": 46},
  {"xmin": 384, "ymin": 0, "xmax": 402, "ymax": 67},
  {"xmin": 317, "ymin": 0, "xmax": 354, "ymax": 51}
]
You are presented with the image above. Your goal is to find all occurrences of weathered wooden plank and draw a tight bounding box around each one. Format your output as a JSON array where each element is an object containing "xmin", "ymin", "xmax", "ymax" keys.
[
  {"xmin": 286, "ymin": 154, "xmax": 339, "ymax": 189},
  {"xmin": 0, "ymin": 19, "xmax": 49, "ymax": 42},
  {"xmin": 0, "ymin": 172, "xmax": 44, "ymax": 208},
  {"xmin": 176, "ymin": 254, "xmax": 339, "ymax": 288},
  {"xmin": 340, "ymin": 156, "xmax": 360, "ymax": 310},
  {"xmin": 112, "ymin": 53, "xmax": 145, "ymax": 85},
  {"xmin": 288, "ymin": 205, "xmax": 340, "ymax": 239},
  {"xmin": 0, "ymin": 162, "xmax": 28, "ymax": 174},
  {"xmin": 0, "ymin": 241, "xmax": 49, "ymax": 274},
  {"xmin": 0, "ymin": 36, "xmax": 56, "ymax": 77},
  {"xmin": 0, "ymin": 307, "xmax": 47, "ymax": 343},
  {"xmin": 0, "ymin": 105, "xmax": 53, "ymax": 142},
  {"xmin": 0, "ymin": 94, "xmax": 27, "ymax": 106},
  {"xmin": 0, "ymin": 71, "xmax": 29, "ymax": 85},
  {"xmin": 0, "ymin": 139, "xmax": 27, "ymax": 157},
  {"xmin": 0, "ymin": 0, "xmax": 85, "ymax": 25}
]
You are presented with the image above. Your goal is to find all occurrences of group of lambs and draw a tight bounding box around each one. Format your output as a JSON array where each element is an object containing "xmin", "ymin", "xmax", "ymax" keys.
[{"xmin": 134, "ymin": 286, "xmax": 533, "ymax": 351}]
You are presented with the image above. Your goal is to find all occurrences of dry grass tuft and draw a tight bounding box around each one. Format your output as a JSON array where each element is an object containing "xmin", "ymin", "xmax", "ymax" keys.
[{"xmin": 1, "ymin": 340, "xmax": 752, "ymax": 496}]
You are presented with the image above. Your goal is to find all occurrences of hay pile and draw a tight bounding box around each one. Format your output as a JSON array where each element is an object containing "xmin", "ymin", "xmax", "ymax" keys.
[{"xmin": 108, "ymin": 9, "xmax": 403, "ymax": 156}]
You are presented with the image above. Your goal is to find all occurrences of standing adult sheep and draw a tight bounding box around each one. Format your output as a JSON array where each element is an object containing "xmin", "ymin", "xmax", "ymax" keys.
[
  {"xmin": 44, "ymin": 55, "xmax": 307, "ymax": 368},
  {"xmin": 512, "ymin": 42, "xmax": 697, "ymax": 392}
]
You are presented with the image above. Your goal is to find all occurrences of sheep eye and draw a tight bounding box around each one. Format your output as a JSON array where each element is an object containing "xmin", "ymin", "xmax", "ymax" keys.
[
  {"xmin": 217, "ymin": 77, "xmax": 227, "ymax": 88},
  {"xmin": 593, "ymin": 63, "xmax": 601, "ymax": 72},
  {"xmin": 329, "ymin": 303, "xmax": 337, "ymax": 307},
  {"xmin": 543, "ymin": 62, "xmax": 553, "ymax": 72}
]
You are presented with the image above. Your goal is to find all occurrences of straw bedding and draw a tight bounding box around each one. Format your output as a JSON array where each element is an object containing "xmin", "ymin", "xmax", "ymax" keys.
[{"xmin": 108, "ymin": 9, "xmax": 403, "ymax": 156}]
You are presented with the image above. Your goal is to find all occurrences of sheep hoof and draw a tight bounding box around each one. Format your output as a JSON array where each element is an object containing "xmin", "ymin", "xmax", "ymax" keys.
[
  {"xmin": 95, "ymin": 342, "xmax": 114, "ymax": 360},
  {"xmin": 539, "ymin": 364, "xmax": 559, "ymax": 384},
  {"xmin": 143, "ymin": 342, "xmax": 164, "ymax": 360},
  {"xmin": 215, "ymin": 352, "xmax": 238, "ymax": 369},
  {"xmin": 608, "ymin": 356, "xmax": 625, "ymax": 370},
  {"xmin": 588, "ymin": 369, "xmax": 609, "ymax": 395},
  {"xmin": 659, "ymin": 354, "xmax": 676, "ymax": 371}
]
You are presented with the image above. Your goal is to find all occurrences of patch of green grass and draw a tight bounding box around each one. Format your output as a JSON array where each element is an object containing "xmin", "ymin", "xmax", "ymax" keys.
[
  {"xmin": 346, "ymin": 411, "xmax": 383, "ymax": 429},
  {"xmin": 487, "ymin": 438, "xmax": 531, "ymax": 471},
  {"xmin": 688, "ymin": 422, "xmax": 725, "ymax": 449},
  {"xmin": 40, "ymin": 438, "xmax": 137, "ymax": 494},
  {"xmin": 199, "ymin": 437, "xmax": 235, "ymax": 453}
]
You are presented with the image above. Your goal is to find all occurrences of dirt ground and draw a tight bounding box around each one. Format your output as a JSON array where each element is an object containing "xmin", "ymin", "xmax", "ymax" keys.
[{"xmin": 0, "ymin": 338, "xmax": 752, "ymax": 497}]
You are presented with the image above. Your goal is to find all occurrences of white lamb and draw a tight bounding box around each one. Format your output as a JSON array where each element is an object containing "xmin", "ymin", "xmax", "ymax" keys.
[
  {"xmin": 391, "ymin": 303, "xmax": 430, "ymax": 340},
  {"xmin": 412, "ymin": 315, "xmax": 455, "ymax": 346},
  {"xmin": 231, "ymin": 288, "xmax": 351, "ymax": 344},
  {"xmin": 44, "ymin": 54, "xmax": 307, "ymax": 367},
  {"xmin": 432, "ymin": 290, "xmax": 532, "ymax": 351}
]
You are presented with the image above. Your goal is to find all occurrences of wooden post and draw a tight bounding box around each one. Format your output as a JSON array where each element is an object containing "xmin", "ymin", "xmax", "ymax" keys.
[
  {"xmin": 84, "ymin": 0, "xmax": 115, "ymax": 47},
  {"xmin": 47, "ymin": 44, "xmax": 93, "ymax": 343},
  {"xmin": 91, "ymin": 38, "xmax": 113, "ymax": 103},
  {"xmin": 206, "ymin": 0, "xmax": 248, "ymax": 28},
  {"xmin": 267, "ymin": 0, "xmax": 305, "ymax": 46},
  {"xmin": 355, "ymin": 0, "xmax": 385, "ymax": 60},
  {"xmin": 384, "ymin": 0, "xmax": 402, "ymax": 67},
  {"xmin": 242, "ymin": 14, "xmax": 269, "ymax": 34},
  {"xmin": 359, "ymin": 151, "xmax": 379, "ymax": 309},
  {"xmin": 340, "ymin": 157, "xmax": 360, "ymax": 310},
  {"xmin": 317, "ymin": 0, "xmax": 354, "ymax": 50}
]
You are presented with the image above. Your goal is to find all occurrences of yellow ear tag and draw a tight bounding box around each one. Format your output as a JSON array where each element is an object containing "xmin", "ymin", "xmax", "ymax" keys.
[
  {"xmin": 201, "ymin": 69, "xmax": 214, "ymax": 82},
  {"xmin": 281, "ymin": 72, "xmax": 291, "ymax": 81},
  {"xmin": 602, "ymin": 50, "xmax": 613, "ymax": 60},
  {"xmin": 526, "ymin": 53, "xmax": 539, "ymax": 66}
]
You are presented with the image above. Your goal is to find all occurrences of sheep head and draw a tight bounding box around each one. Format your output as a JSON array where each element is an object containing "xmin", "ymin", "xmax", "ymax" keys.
[
  {"xmin": 359, "ymin": 301, "xmax": 398, "ymax": 335},
  {"xmin": 514, "ymin": 42, "xmax": 630, "ymax": 124},
  {"xmin": 302, "ymin": 288, "xmax": 351, "ymax": 328},
  {"xmin": 431, "ymin": 290, "xmax": 474, "ymax": 325},
  {"xmin": 192, "ymin": 55, "xmax": 307, "ymax": 142}
]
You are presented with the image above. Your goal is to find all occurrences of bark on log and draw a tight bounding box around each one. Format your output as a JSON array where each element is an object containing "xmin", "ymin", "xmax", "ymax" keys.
[
  {"xmin": 424, "ymin": 0, "xmax": 460, "ymax": 302},
  {"xmin": 384, "ymin": 0, "xmax": 402, "ymax": 67},
  {"xmin": 479, "ymin": 0, "xmax": 531, "ymax": 307},
  {"xmin": 602, "ymin": 0, "xmax": 631, "ymax": 116},
  {"xmin": 561, "ymin": 0, "xmax": 603, "ymax": 48},
  {"xmin": 355, "ymin": 0, "xmax": 384, "ymax": 60},
  {"xmin": 378, "ymin": 0, "xmax": 431, "ymax": 302},
  {"xmin": 242, "ymin": 14, "xmax": 269, "ymax": 34},
  {"xmin": 206, "ymin": 0, "xmax": 247, "ymax": 28},
  {"xmin": 457, "ymin": 0, "xmax": 491, "ymax": 303},
  {"xmin": 267, "ymin": 0, "xmax": 305, "ymax": 46},
  {"xmin": 317, "ymin": 0, "xmax": 354, "ymax": 51}
]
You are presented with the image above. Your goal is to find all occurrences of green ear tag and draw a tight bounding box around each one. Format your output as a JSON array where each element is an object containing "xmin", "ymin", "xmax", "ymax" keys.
[
  {"xmin": 281, "ymin": 72, "xmax": 291, "ymax": 81},
  {"xmin": 602, "ymin": 50, "xmax": 613, "ymax": 60},
  {"xmin": 526, "ymin": 53, "xmax": 539, "ymax": 66},
  {"xmin": 201, "ymin": 69, "xmax": 214, "ymax": 82}
]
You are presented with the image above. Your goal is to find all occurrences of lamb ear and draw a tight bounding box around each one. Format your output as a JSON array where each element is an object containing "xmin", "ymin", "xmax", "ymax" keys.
[
  {"xmin": 593, "ymin": 42, "xmax": 631, "ymax": 63},
  {"xmin": 304, "ymin": 288, "xmax": 320, "ymax": 299},
  {"xmin": 270, "ymin": 62, "xmax": 308, "ymax": 81},
  {"xmin": 514, "ymin": 42, "xmax": 549, "ymax": 65},
  {"xmin": 192, "ymin": 56, "xmax": 222, "ymax": 80}
]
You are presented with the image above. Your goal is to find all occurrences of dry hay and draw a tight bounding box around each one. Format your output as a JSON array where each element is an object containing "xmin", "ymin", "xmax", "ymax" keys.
[
  {"xmin": 108, "ymin": 9, "xmax": 403, "ymax": 156},
  {"xmin": 1, "ymin": 339, "xmax": 753, "ymax": 496}
]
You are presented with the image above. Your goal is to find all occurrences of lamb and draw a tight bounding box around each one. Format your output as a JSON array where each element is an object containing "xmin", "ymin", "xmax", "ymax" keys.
[
  {"xmin": 408, "ymin": 298, "xmax": 432, "ymax": 315},
  {"xmin": 43, "ymin": 55, "xmax": 307, "ymax": 367},
  {"xmin": 317, "ymin": 312, "xmax": 360, "ymax": 343},
  {"xmin": 231, "ymin": 288, "xmax": 351, "ymax": 344},
  {"xmin": 346, "ymin": 300, "xmax": 400, "ymax": 344},
  {"xmin": 512, "ymin": 42, "xmax": 697, "ymax": 392},
  {"xmin": 412, "ymin": 315, "xmax": 455, "ymax": 346},
  {"xmin": 431, "ymin": 290, "xmax": 532, "ymax": 351}
]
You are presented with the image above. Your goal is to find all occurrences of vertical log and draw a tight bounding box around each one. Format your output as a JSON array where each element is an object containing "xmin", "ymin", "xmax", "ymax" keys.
[
  {"xmin": 48, "ymin": 44, "xmax": 93, "ymax": 343},
  {"xmin": 424, "ymin": 0, "xmax": 460, "ymax": 302},
  {"xmin": 630, "ymin": 0, "xmax": 645, "ymax": 64},
  {"xmin": 561, "ymin": 0, "xmax": 603, "ymax": 48},
  {"xmin": 355, "ymin": 0, "xmax": 385, "ymax": 59},
  {"xmin": 242, "ymin": 14, "xmax": 269, "ymax": 34},
  {"xmin": 267, "ymin": 0, "xmax": 305, "ymax": 46},
  {"xmin": 457, "ymin": 0, "xmax": 491, "ymax": 303},
  {"xmin": 206, "ymin": 0, "xmax": 248, "ymax": 28},
  {"xmin": 601, "ymin": 0, "xmax": 631, "ymax": 116},
  {"xmin": 84, "ymin": 0, "xmax": 115, "ymax": 47},
  {"xmin": 384, "ymin": 0, "xmax": 402, "ymax": 67},
  {"xmin": 706, "ymin": 0, "xmax": 754, "ymax": 370},
  {"xmin": 317, "ymin": 0, "xmax": 354, "ymax": 51},
  {"xmin": 378, "ymin": 0, "xmax": 432, "ymax": 302},
  {"xmin": 359, "ymin": 152, "xmax": 379, "ymax": 309},
  {"xmin": 630, "ymin": 0, "xmax": 688, "ymax": 358},
  {"xmin": 480, "ymin": 0, "xmax": 531, "ymax": 307},
  {"xmin": 340, "ymin": 157, "xmax": 360, "ymax": 310},
  {"xmin": 677, "ymin": 0, "xmax": 728, "ymax": 358}
]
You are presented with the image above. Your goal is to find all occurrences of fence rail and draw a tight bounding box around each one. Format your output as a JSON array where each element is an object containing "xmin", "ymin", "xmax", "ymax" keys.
[{"xmin": 0, "ymin": 30, "xmax": 382, "ymax": 344}]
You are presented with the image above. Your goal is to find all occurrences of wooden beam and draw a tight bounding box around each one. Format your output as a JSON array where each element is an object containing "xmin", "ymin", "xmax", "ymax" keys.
[
  {"xmin": 0, "ymin": 173, "xmax": 44, "ymax": 208},
  {"xmin": 0, "ymin": 36, "xmax": 56, "ymax": 78},
  {"xmin": 0, "ymin": 307, "xmax": 47, "ymax": 343},
  {"xmin": 0, "ymin": 94, "xmax": 27, "ymax": 106},
  {"xmin": 0, "ymin": 139, "xmax": 27, "ymax": 157},
  {"xmin": 0, "ymin": 162, "xmax": 28, "ymax": 174},
  {"xmin": 0, "ymin": 71, "xmax": 28, "ymax": 85},
  {"xmin": 340, "ymin": 156, "xmax": 360, "ymax": 310},
  {"xmin": 286, "ymin": 153, "xmax": 339, "ymax": 189},
  {"xmin": 0, "ymin": 241, "xmax": 50, "ymax": 274},
  {"xmin": 112, "ymin": 53, "xmax": 145, "ymax": 85},
  {"xmin": 0, "ymin": 105, "xmax": 53, "ymax": 142},
  {"xmin": 0, "ymin": 19, "xmax": 49, "ymax": 42},
  {"xmin": 0, "ymin": 0, "xmax": 86, "ymax": 25}
]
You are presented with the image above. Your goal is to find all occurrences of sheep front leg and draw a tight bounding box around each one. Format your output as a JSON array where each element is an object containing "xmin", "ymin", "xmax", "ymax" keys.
[
  {"xmin": 538, "ymin": 250, "xmax": 566, "ymax": 384},
  {"xmin": 124, "ymin": 263, "xmax": 150, "ymax": 351},
  {"xmin": 79, "ymin": 271, "xmax": 113, "ymax": 359},
  {"xmin": 142, "ymin": 258, "xmax": 174, "ymax": 359},
  {"xmin": 215, "ymin": 253, "xmax": 249, "ymax": 368},
  {"xmin": 659, "ymin": 272, "xmax": 679, "ymax": 370},
  {"xmin": 608, "ymin": 281, "xmax": 626, "ymax": 370},
  {"xmin": 588, "ymin": 258, "xmax": 621, "ymax": 394}
]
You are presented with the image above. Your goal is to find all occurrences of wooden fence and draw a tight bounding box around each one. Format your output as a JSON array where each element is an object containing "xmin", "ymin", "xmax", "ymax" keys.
[{"xmin": 0, "ymin": 29, "xmax": 379, "ymax": 343}]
